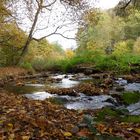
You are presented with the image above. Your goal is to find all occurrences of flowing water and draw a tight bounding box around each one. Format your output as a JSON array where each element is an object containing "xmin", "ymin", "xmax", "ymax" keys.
[{"xmin": 4, "ymin": 74, "xmax": 140, "ymax": 114}]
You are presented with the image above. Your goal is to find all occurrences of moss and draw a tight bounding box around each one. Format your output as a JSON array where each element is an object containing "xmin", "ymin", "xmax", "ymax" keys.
[
  {"xmin": 95, "ymin": 108, "xmax": 121, "ymax": 121},
  {"xmin": 121, "ymin": 115, "xmax": 140, "ymax": 123},
  {"xmin": 121, "ymin": 91, "xmax": 140, "ymax": 105}
]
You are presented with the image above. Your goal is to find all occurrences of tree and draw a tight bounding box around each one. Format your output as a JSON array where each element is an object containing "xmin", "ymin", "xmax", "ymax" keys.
[
  {"xmin": 0, "ymin": 0, "xmax": 12, "ymax": 23},
  {"xmin": 0, "ymin": 23, "xmax": 26, "ymax": 66},
  {"xmin": 123, "ymin": 9, "xmax": 140, "ymax": 40},
  {"xmin": 115, "ymin": 0, "xmax": 140, "ymax": 16},
  {"xmin": 0, "ymin": 0, "xmax": 15, "ymax": 44},
  {"xmin": 76, "ymin": 10, "xmax": 125, "ymax": 54},
  {"xmin": 9, "ymin": 0, "xmax": 88, "ymax": 64},
  {"xmin": 0, "ymin": 0, "xmax": 27, "ymax": 66}
]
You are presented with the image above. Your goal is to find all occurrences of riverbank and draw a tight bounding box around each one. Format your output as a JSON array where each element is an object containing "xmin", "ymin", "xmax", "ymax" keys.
[{"xmin": 0, "ymin": 67, "xmax": 28, "ymax": 87}]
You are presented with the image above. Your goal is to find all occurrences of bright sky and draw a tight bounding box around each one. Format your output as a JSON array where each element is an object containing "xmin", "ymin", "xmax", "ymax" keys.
[
  {"xmin": 96, "ymin": 0, "xmax": 120, "ymax": 9},
  {"xmin": 47, "ymin": 0, "xmax": 121, "ymax": 50}
]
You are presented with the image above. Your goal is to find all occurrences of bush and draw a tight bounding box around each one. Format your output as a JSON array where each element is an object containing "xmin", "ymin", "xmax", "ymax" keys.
[
  {"xmin": 112, "ymin": 41, "xmax": 131, "ymax": 57},
  {"xmin": 133, "ymin": 37, "xmax": 140, "ymax": 54},
  {"xmin": 31, "ymin": 57, "xmax": 61, "ymax": 72},
  {"xmin": 31, "ymin": 58, "xmax": 48, "ymax": 71},
  {"xmin": 20, "ymin": 62, "xmax": 33, "ymax": 71},
  {"xmin": 54, "ymin": 50, "xmax": 140, "ymax": 73}
]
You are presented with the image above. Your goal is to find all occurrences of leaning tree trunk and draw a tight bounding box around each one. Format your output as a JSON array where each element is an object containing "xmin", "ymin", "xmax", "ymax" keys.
[{"xmin": 17, "ymin": 4, "xmax": 42, "ymax": 65}]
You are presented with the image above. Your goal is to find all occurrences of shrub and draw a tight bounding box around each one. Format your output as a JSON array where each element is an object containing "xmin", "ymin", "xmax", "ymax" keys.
[
  {"xmin": 112, "ymin": 41, "xmax": 131, "ymax": 57},
  {"xmin": 20, "ymin": 62, "xmax": 33, "ymax": 71},
  {"xmin": 133, "ymin": 37, "xmax": 140, "ymax": 54}
]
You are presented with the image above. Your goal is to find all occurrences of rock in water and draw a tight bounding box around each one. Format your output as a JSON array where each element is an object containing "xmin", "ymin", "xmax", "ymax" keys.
[{"xmin": 127, "ymin": 101, "xmax": 140, "ymax": 115}]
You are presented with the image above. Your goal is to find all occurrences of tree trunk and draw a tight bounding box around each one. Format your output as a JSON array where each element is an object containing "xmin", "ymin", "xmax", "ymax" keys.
[{"xmin": 18, "ymin": 4, "xmax": 41, "ymax": 64}]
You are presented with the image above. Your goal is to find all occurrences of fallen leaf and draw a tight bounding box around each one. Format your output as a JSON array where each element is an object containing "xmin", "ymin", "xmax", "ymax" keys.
[
  {"xmin": 97, "ymin": 123, "xmax": 106, "ymax": 133},
  {"xmin": 7, "ymin": 123, "xmax": 13, "ymax": 129},
  {"xmin": 8, "ymin": 133, "xmax": 15, "ymax": 139},
  {"xmin": 134, "ymin": 128, "xmax": 140, "ymax": 134},
  {"xmin": 109, "ymin": 127, "xmax": 113, "ymax": 133},
  {"xmin": 77, "ymin": 129, "xmax": 90, "ymax": 137},
  {"xmin": 63, "ymin": 132, "xmax": 72, "ymax": 137},
  {"xmin": 22, "ymin": 136, "xmax": 30, "ymax": 140}
]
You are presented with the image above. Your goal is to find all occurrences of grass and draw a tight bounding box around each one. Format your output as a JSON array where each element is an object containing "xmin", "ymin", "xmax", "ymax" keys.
[
  {"xmin": 54, "ymin": 52, "xmax": 140, "ymax": 74},
  {"xmin": 95, "ymin": 108, "xmax": 124, "ymax": 122},
  {"xmin": 94, "ymin": 107, "xmax": 140, "ymax": 123},
  {"xmin": 121, "ymin": 115, "xmax": 140, "ymax": 123}
]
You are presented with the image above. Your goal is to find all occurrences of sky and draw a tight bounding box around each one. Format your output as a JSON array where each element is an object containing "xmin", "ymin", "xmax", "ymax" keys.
[
  {"xmin": 96, "ymin": 0, "xmax": 120, "ymax": 10},
  {"xmin": 47, "ymin": 0, "xmax": 121, "ymax": 50}
]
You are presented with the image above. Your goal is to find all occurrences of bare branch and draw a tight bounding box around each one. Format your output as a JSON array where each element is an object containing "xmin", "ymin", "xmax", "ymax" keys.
[
  {"xmin": 120, "ymin": 0, "xmax": 132, "ymax": 10},
  {"xmin": 62, "ymin": 28, "xmax": 77, "ymax": 34},
  {"xmin": 52, "ymin": 33, "xmax": 75, "ymax": 40},
  {"xmin": 41, "ymin": 0, "xmax": 57, "ymax": 8},
  {"xmin": 35, "ymin": 0, "xmax": 40, "ymax": 7},
  {"xmin": 32, "ymin": 33, "xmax": 75, "ymax": 41},
  {"xmin": 32, "ymin": 25, "xmax": 76, "ymax": 41}
]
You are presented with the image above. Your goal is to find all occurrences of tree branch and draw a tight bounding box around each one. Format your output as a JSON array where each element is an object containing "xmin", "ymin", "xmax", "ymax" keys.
[
  {"xmin": 32, "ymin": 27, "xmax": 76, "ymax": 41},
  {"xmin": 120, "ymin": 0, "xmax": 132, "ymax": 10},
  {"xmin": 41, "ymin": 0, "xmax": 57, "ymax": 8}
]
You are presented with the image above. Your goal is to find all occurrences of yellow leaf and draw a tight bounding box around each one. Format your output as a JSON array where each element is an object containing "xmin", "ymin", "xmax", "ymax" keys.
[
  {"xmin": 0, "ymin": 120, "xmax": 3, "ymax": 124},
  {"xmin": 9, "ymin": 133, "xmax": 15, "ymax": 139},
  {"xmin": 109, "ymin": 128, "xmax": 113, "ymax": 133},
  {"xmin": 134, "ymin": 128, "xmax": 140, "ymax": 134},
  {"xmin": 7, "ymin": 123, "xmax": 13, "ymax": 129},
  {"xmin": 22, "ymin": 136, "xmax": 30, "ymax": 140},
  {"xmin": 63, "ymin": 132, "xmax": 72, "ymax": 137}
]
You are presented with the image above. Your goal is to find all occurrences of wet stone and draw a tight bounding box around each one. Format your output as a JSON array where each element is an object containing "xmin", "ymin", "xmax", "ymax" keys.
[
  {"xmin": 105, "ymin": 98, "xmax": 119, "ymax": 106},
  {"xmin": 71, "ymin": 126, "xmax": 79, "ymax": 134},
  {"xmin": 115, "ymin": 86, "xmax": 125, "ymax": 92},
  {"xmin": 78, "ymin": 123, "xmax": 88, "ymax": 128},
  {"xmin": 116, "ymin": 78, "xmax": 127, "ymax": 86},
  {"xmin": 127, "ymin": 101, "xmax": 140, "ymax": 115}
]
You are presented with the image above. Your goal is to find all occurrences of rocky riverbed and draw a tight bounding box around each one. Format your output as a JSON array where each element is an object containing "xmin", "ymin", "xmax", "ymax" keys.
[{"xmin": 2, "ymin": 72, "xmax": 140, "ymax": 115}]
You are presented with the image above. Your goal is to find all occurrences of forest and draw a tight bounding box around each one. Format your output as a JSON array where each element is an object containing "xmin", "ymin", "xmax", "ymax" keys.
[{"xmin": 0, "ymin": 0, "xmax": 140, "ymax": 139}]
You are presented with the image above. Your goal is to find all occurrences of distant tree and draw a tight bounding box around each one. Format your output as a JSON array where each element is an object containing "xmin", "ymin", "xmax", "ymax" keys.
[
  {"xmin": 115, "ymin": 0, "xmax": 140, "ymax": 16},
  {"xmin": 65, "ymin": 48, "xmax": 75, "ymax": 58},
  {"xmin": 51, "ymin": 42, "xmax": 64, "ymax": 55},
  {"xmin": 123, "ymin": 10, "xmax": 140, "ymax": 40},
  {"xmin": 76, "ymin": 10, "xmax": 125, "ymax": 54}
]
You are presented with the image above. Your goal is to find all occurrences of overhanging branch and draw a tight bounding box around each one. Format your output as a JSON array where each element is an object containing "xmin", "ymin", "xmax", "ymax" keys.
[
  {"xmin": 42, "ymin": 0, "xmax": 57, "ymax": 8},
  {"xmin": 32, "ymin": 32, "xmax": 75, "ymax": 41},
  {"xmin": 120, "ymin": 0, "xmax": 132, "ymax": 10}
]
